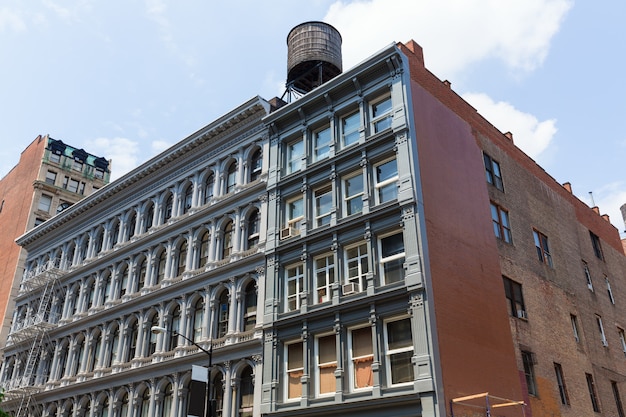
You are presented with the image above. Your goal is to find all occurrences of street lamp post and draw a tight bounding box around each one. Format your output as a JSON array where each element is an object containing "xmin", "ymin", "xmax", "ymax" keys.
[{"xmin": 151, "ymin": 326, "xmax": 213, "ymax": 417}]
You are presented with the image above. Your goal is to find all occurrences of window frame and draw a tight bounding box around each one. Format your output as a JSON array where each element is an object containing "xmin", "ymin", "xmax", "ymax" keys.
[
  {"xmin": 283, "ymin": 196, "xmax": 303, "ymax": 238},
  {"xmin": 315, "ymin": 333, "xmax": 337, "ymax": 396},
  {"xmin": 586, "ymin": 373, "xmax": 600, "ymax": 412},
  {"xmin": 379, "ymin": 231, "xmax": 405, "ymax": 285},
  {"xmin": 285, "ymin": 340, "xmax": 304, "ymax": 401},
  {"xmin": 340, "ymin": 110, "xmax": 360, "ymax": 148},
  {"xmin": 374, "ymin": 158, "xmax": 398, "ymax": 204},
  {"xmin": 619, "ymin": 327, "xmax": 626, "ymax": 356},
  {"xmin": 45, "ymin": 170, "xmax": 57, "ymax": 185},
  {"xmin": 313, "ymin": 185, "xmax": 332, "ymax": 228},
  {"xmin": 342, "ymin": 171, "xmax": 364, "ymax": 217},
  {"xmin": 590, "ymin": 231, "xmax": 604, "ymax": 260},
  {"xmin": 483, "ymin": 152, "xmax": 504, "ymax": 191},
  {"xmin": 286, "ymin": 138, "xmax": 304, "ymax": 174},
  {"xmin": 570, "ymin": 314, "xmax": 580, "ymax": 343},
  {"xmin": 285, "ymin": 263, "xmax": 304, "ymax": 312},
  {"xmin": 606, "ymin": 275, "xmax": 615, "ymax": 304},
  {"xmin": 344, "ymin": 242, "xmax": 369, "ymax": 294},
  {"xmin": 554, "ymin": 362, "xmax": 569, "ymax": 406},
  {"xmin": 503, "ymin": 276, "xmax": 527, "ymax": 319},
  {"xmin": 370, "ymin": 94, "xmax": 393, "ymax": 134},
  {"xmin": 596, "ymin": 315, "xmax": 608, "ymax": 347},
  {"xmin": 583, "ymin": 260, "xmax": 594, "ymax": 291},
  {"xmin": 313, "ymin": 125, "xmax": 331, "ymax": 162},
  {"xmin": 38, "ymin": 194, "xmax": 53, "ymax": 213},
  {"xmin": 521, "ymin": 350, "xmax": 537, "ymax": 396},
  {"xmin": 348, "ymin": 326, "xmax": 374, "ymax": 391},
  {"xmin": 490, "ymin": 202, "xmax": 512, "ymax": 243},
  {"xmin": 384, "ymin": 317, "xmax": 415, "ymax": 386},
  {"xmin": 533, "ymin": 229, "xmax": 553, "ymax": 267},
  {"xmin": 314, "ymin": 253, "xmax": 334, "ymax": 304}
]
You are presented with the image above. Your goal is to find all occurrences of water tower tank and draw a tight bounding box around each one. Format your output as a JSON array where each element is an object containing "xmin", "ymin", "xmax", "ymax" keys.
[{"xmin": 287, "ymin": 22, "xmax": 342, "ymax": 94}]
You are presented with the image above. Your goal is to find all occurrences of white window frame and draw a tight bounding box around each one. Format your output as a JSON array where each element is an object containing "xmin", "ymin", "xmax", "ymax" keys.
[
  {"xmin": 597, "ymin": 315, "xmax": 608, "ymax": 346},
  {"xmin": 285, "ymin": 263, "xmax": 304, "ymax": 312},
  {"xmin": 384, "ymin": 316, "xmax": 415, "ymax": 386},
  {"xmin": 341, "ymin": 111, "xmax": 360, "ymax": 147},
  {"xmin": 38, "ymin": 194, "xmax": 53, "ymax": 213},
  {"xmin": 619, "ymin": 328, "xmax": 626, "ymax": 356},
  {"xmin": 286, "ymin": 139, "xmax": 304, "ymax": 174},
  {"xmin": 583, "ymin": 261, "xmax": 593, "ymax": 291},
  {"xmin": 315, "ymin": 333, "xmax": 337, "ymax": 396},
  {"xmin": 370, "ymin": 94, "xmax": 393, "ymax": 134},
  {"xmin": 313, "ymin": 125, "xmax": 331, "ymax": 162},
  {"xmin": 314, "ymin": 185, "xmax": 332, "ymax": 228},
  {"xmin": 374, "ymin": 158, "xmax": 398, "ymax": 204},
  {"xmin": 378, "ymin": 231, "xmax": 405, "ymax": 285},
  {"xmin": 344, "ymin": 242, "xmax": 368, "ymax": 294},
  {"xmin": 314, "ymin": 254, "xmax": 334, "ymax": 304},
  {"xmin": 343, "ymin": 172, "xmax": 364, "ymax": 217},
  {"xmin": 606, "ymin": 276, "xmax": 615, "ymax": 304},
  {"xmin": 348, "ymin": 326, "xmax": 374, "ymax": 391},
  {"xmin": 570, "ymin": 314, "xmax": 580, "ymax": 343},
  {"xmin": 282, "ymin": 196, "xmax": 303, "ymax": 239},
  {"xmin": 285, "ymin": 341, "xmax": 304, "ymax": 401}
]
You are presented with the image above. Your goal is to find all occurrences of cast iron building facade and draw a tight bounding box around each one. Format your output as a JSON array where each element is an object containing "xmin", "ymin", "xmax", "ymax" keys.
[{"xmin": 3, "ymin": 22, "xmax": 626, "ymax": 417}]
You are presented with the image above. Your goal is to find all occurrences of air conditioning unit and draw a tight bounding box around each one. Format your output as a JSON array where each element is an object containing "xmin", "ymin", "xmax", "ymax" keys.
[
  {"xmin": 342, "ymin": 282, "xmax": 358, "ymax": 295},
  {"xmin": 517, "ymin": 310, "xmax": 528, "ymax": 320},
  {"xmin": 280, "ymin": 228, "xmax": 293, "ymax": 239}
]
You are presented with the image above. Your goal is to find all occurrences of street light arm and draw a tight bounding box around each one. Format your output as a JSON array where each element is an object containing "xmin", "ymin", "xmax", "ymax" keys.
[{"xmin": 171, "ymin": 330, "xmax": 213, "ymax": 359}]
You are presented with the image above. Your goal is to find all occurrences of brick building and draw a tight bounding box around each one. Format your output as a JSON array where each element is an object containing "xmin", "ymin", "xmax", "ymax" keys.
[
  {"xmin": 0, "ymin": 135, "xmax": 110, "ymax": 349},
  {"xmin": 1, "ymin": 22, "xmax": 626, "ymax": 417}
]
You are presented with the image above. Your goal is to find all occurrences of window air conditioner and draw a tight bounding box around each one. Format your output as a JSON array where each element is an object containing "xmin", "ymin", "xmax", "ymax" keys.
[
  {"xmin": 280, "ymin": 228, "xmax": 292, "ymax": 239},
  {"xmin": 342, "ymin": 282, "xmax": 358, "ymax": 295}
]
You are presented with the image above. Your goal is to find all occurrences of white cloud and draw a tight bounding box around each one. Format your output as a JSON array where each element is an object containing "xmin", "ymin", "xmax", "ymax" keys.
[
  {"xmin": 593, "ymin": 182, "xmax": 626, "ymax": 232},
  {"xmin": 462, "ymin": 92, "xmax": 557, "ymax": 159},
  {"xmin": 85, "ymin": 137, "xmax": 140, "ymax": 181},
  {"xmin": 151, "ymin": 139, "xmax": 171, "ymax": 155},
  {"xmin": 324, "ymin": 0, "xmax": 572, "ymax": 78},
  {"xmin": 0, "ymin": 7, "xmax": 26, "ymax": 32}
]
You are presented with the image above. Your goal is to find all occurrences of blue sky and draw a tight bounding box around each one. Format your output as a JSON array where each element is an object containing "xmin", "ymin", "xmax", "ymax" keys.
[{"xmin": 2, "ymin": 0, "xmax": 626, "ymax": 232}]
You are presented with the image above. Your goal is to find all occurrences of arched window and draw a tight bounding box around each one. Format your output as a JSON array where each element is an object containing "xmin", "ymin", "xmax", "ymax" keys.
[
  {"xmin": 137, "ymin": 257, "xmax": 147, "ymax": 291},
  {"xmin": 217, "ymin": 291, "xmax": 229, "ymax": 338},
  {"xmin": 243, "ymin": 281, "xmax": 257, "ymax": 332},
  {"xmin": 73, "ymin": 337, "xmax": 85, "ymax": 375},
  {"xmin": 222, "ymin": 221, "xmax": 234, "ymax": 259},
  {"xmin": 204, "ymin": 174, "xmax": 214, "ymax": 204},
  {"xmin": 212, "ymin": 373, "xmax": 224, "ymax": 417},
  {"xmin": 177, "ymin": 241, "xmax": 188, "ymax": 276},
  {"xmin": 119, "ymin": 391, "xmax": 130, "ymax": 417},
  {"xmin": 155, "ymin": 249, "xmax": 166, "ymax": 284},
  {"xmin": 101, "ymin": 397, "xmax": 110, "ymax": 417},
  {"xmin": 110, "ymin": 221, "xmax": 120, "ymax": 247},
  {"xmin": 66, "ymin": 244, "xmax": 76, "ymax": 268},
  {"xmin": 163, "ymin": 194, "xmax": 173, "ymax": 222},
  {"xmin": 128, "ymin": 320, "xmax": 139, "ymax": 361},
  {"xmin": 94, "ymin": 229, "xmax": 104, "ymax": 255},
  {"xmin": 192, "ymin": 298, "xmax": 204, "ymax": 343},
  {"xmin": 148, "ymin": 314, "xmax": 159, "ymax": 355},
  {"xmin": 247, "ymin": 210, "xmax": 260, "ymax": 249},
  {"xmin": 168, "ymin": 306, "xmax": 181, "ymax": 351},
  {"xmin": 145, "ymin": 203, "xmax": 154, "ymax": 231},
  {"xmin": 85, "ymin": 279, "xmax": 96, "ymax": 310},
  {"xmin": 250, "ymin": 148, "xmax": 262, "ymax": 182},
  {"xmin": 183, "ymin": 184, "xmax": 193, "ymax": 214},
  {"xmin": 199, "ymin": 231, "xmax": 210, "ymax": 268},
  {"xmin": 226, "ymin": 161, "xmax": 237, "ymax": 193},
  {"xmin": 108, "ymin": 327, "xmax": 120, "ymax": 366},
  {"xmin": 88, "ymin": 333, "xmax": 102, "ymax": 372},
  {"xmin": 238, "ymin": 366, "xmax": 254, "ymax": 417},
  {"xmin": 118, "ymin": 264, "xmax": 129, "ymax": 298},
  {"xmin": 127, "ymin": 212, "xmax": 137, "ymax": 240},
  {"xmin": 140, "ymin": 387, "xmax": 150, "ymax": 417},
  {"xmin": 160, "ymin": 383, "xmax": 173, "ymax": 417},
  {"xmin": 78, "ymin": 239, "xmax": 88, "ymax": 263},
  {"xmin": 102, "ymin": 272, "xmax": 112, "ymax": 304}
]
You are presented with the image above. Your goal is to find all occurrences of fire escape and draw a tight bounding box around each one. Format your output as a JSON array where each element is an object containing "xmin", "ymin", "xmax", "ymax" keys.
[{"xmin": 1, "ymin": 260, "xmax": 64, "ymax": 417}]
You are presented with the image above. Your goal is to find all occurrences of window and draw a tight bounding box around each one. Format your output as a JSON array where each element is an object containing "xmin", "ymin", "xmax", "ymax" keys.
[
  {"xmin": 238, "ymin": 366, "xmax": 254, "ymax": 417},
  {"xmin": 118, "ymin": 265, "xmax": 129, "ymax": 298},
  {"xmin": 316, "ymin": 335, "xmax": 337, "ymax": 395},
  {"xmin": 282, "ymin": 197, "xmax": 303, "ymax": 238},
  {"xmin": 619, "ymin": 328, "xmax": 626, "ymax": 356},
  {"xmin": 521, "ymin": 350, "xmax": 537, "ymax": 396},
  {"xmin": 183, "ymin": 185, "xmax": 193, "ymax": 213},
  {"xmin": 571, "ymin": 314, "xmax": 580, "ymax": 343},
  {"xmin": 590, "ymin": 231, "xmax": 604, "ymax": 260},
  {"xmin": 250, "ymin": 149, "xmax": 263, "ymax": 181},
  {"xmin": 371, "ymin": 95, "xmax": 393, "ymax": 133},
  {"xmin": 341, "ymin": 111, "xmax": 360, "ymax": 147},
  {"xmin": 503, "ymin": 277, "xmax": 526, "ymax": 319},
  {"xmin": 597, "ymin": 315, "xmax": 608, "ymax": 346},
  {"xmin": 128, "ymin": 321, "xmax": 139, "ymax": 360},
  {"xmin": 313, "ymin": 126, "xmax": 331, "ymax": 161},
  {"xmin": 613, "ymin": 381, "xmax": 625, "ymax": 417},
  {"xmin": 345, "ymin": 243, "xmax": 368, "ymax": 293},
  {"xmin": 606, "ymin": 276, "xmax": 615, "ymax": 304},
  {"xmin": 314, "ymin": 254, "xmax": 334, "ymax": 304},
  {"xmin": 127, "ymin": 213, "xmax": 136, "ymax": 240},
  {"xmin": 163, "ymin": 195, "xmax": 173, "ymax": 222},
  {"xmin": 204, "ymin": 174, "xmax": 214, "ymax": 203},
  {"xmin": 176, "ymin": 241, "xmax": 187, "ymax": 276},
  {"xmin": 217, "ymin": 291, "xmax": 229, "ymax": 338},
  {"xmin": 72, "ymin": 159, "xmax": 83, "ymax": 172},
  {"xmin": 140, "ymin": 388, "xmax": 150, "ymax": 417},
  {"xmin": 148, "ymin": 314, "xmax": 159, "ymax": 355},
  {"xmin": 222, "ymin": 221, "xmax": 234, "ymax": 259},
  {"xmin": 168, "ymin": 306, "xmax": 181, "ymax": 351},
  {"xmin": 314, "ymin": 185, "xmax": 332, "ymax": 227},
  {"xmin": 49, "ymin": 152, "xmax": 61, "ymax": 163},
  {"xmin": 247, "ymin": 210, "xmax": 260, "ymax": 249},
  {"xmin": 38, "ymin": 194, "xmax": 52, "ymax": 212},
  {"xmin": 243, "ymin": 281, "xmax": 257, "ymax": 331},
  {"xmin": 286, "ymin": 341, "xmax": 303, "ymax": 400},
  {"xmin": 554, "ymin": 363, "xmax": 569, "ymax": 405},
  {"xmin": 490, "ymin": 202, "xmax": 512, "ymax": 243},
  {"xmin": 45, "ymin": 171, "xmax": 57, "ymax": 185},
  {"xmin": 483, "ymin": 152, "xmax": 504, "ymax": 191},
  {"xmin": 110, "ymin": 222, "xmax": 120, "ymax": 247},
  {"xmin": 583, "ymin": 261, "xmax": 593, "ymax": 291},
  {"xmin": 343, "ymin": 172, "xmax": 363, "ymax": 216},
  {"xmin": 586, "ymin": 373, "xmax": 600, "ymax": 412},
  {"xmin": 286, "ymin": 264, "xmax": 304, "ymax": 312},
  {"xmin": 374, "ymin": 159, "xmax": 398, "ymax": 204},
  {"xmin": 286, "ymin": 139, "xmax": 304, "ymax": 174},
  {"xmin": 78, "ymin": 181, "xmax": 86, "ymax": 194},
  {"xmin": 109, "ymin": 328, "xmax": 120, "ymax": 366},
  {"xmin": 192, "ymin": 298, "xmax": 204, "ymax": 343},
  {"xmin": 212, "ymin": 373, "xmax": 224, "ymax": 417},
  {"xmin": 199, "ymin": 231, "xmax": 210, "ymax": 268},
  {"xmin": 379, "ymin": 232, "xmax": 405, "ymax": 285},
  {"xmin": 155, "ymin": 250, "xmax": 166, "ymax": 284},
  {"xmin": 67, "ymin": 178, "xmax": 79, "ymax": 193},
  {"xmin": 385, "ymin": 318, "xmax": 414, "ymax": 385},
  {"xmin": 161, "ymin": 383, "xmax": 173, "ymax": 417},
  {"xmin": 533, "ymin": 229, "xmax": 553, "ymax": 267},
  {"xmin": 95, "ymin": 168, "xmax": 105, "ymax": 179},
  {"xmin": 226, "ymin": 161, "xmax": 237, "ymax": 193},
  {"xmin": 350, "ymin": 327, "xmax": 373, "ymax": 389},
  {"xmin": 137, "ymin": 258, "xmax": 147, "ymax": 291},
  {"xmin": 145, "ymin": 204, "xmax": 154, "ymax": 230}
]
